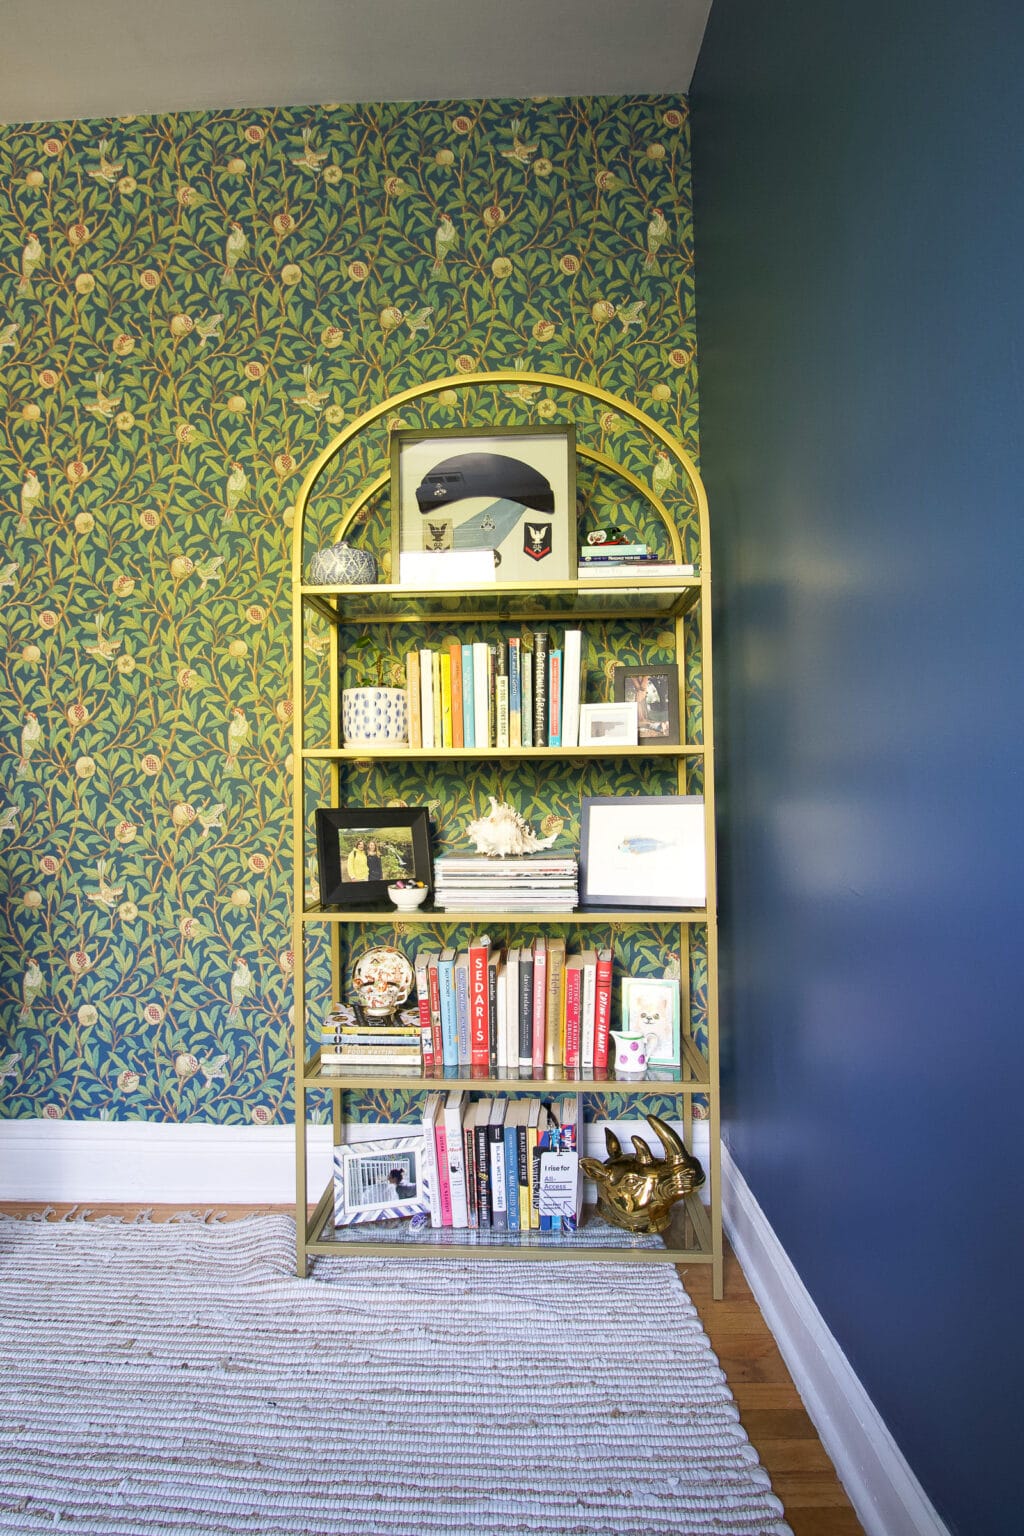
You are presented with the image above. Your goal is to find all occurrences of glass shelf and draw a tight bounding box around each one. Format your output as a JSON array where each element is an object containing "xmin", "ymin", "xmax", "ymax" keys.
[
  {"xmin": 300, "ymin": 577, "xmax": 701, "ymax": 625},
  {"xmin": 303, "ymin": 1054, "xmax": 711, "ymax": 1093},
  {"xmin": 301, "ymin": 902, "xmax": 709, "ymax": 924}
]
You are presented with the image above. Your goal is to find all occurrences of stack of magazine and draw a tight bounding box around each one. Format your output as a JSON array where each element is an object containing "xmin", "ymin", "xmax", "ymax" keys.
[
  {"xmin": 432, "ymin": 851, "xmax": 578, "ymax": 912},
  {"xmin": 318, "ymin": 1003, "xmax": 423, "ymax": 1069}
]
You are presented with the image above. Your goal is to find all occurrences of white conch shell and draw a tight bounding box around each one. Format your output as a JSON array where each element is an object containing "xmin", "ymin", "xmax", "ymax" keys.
[{"xmin": 465, "ymin": 796, "xmax": 558, "ymax": 858}]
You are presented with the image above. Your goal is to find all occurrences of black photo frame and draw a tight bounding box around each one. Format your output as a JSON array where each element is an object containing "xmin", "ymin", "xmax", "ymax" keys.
[
  {"xmin": 314, "ymin": 807, "xmax": 432, "ymax": 908},
  {"xmin": 612, "ymin": 663, "xmax": 681, "ymax": 746}
]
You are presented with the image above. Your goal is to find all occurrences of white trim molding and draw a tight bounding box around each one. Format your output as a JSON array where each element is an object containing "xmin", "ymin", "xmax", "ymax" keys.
[
  {"xmin": 720, "ymin": 1140, "xmax": 951, "ymax": 1536},
  {"xmin": 0, "ymin": 1115, "xmax": 709, "ymax": 1206}
]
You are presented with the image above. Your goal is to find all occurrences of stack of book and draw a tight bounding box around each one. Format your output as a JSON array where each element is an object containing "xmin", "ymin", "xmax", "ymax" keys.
[
  {"xmin": 418, "ymin": 1090, "xmax": 581, "ymax": 1232},
  {"xmin": 318, "ymin": 1003, "xmax": 423, "ymax": 1069},
  {"xmin": 405, "ymin": 627, "xmax": 584, "ymax": 750},
  {"xmin": 578, "ymin": 546, "xmax": 696, "ymax": 579},
  {"xmin": 432, "ymin": 851, "xmax": 578, "ymax": 912},
  {"xmin": 414, "ymin": 937, "xmax": 613, "ymax": 1075}
]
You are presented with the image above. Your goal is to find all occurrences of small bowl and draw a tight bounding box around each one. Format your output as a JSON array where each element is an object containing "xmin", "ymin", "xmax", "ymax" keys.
[{"xmin": 387, "ymin": 884, "xmax": 428, "ymax": 912}]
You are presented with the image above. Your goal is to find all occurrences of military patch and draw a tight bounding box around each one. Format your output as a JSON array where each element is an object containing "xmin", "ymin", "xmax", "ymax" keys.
[
  {"xmin": 523, "ymin": 520, "xmax": 553, "ymax": 561},
  {"xmin": 423, "ymin": 518, "xmax": 453, "ymax": 551}
]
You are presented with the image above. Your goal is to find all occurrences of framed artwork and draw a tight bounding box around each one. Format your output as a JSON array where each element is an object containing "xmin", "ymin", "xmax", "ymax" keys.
[
  {"xmin": 578, "ymin": 794, "xmax": 706, "ymax": 909},
  {"xmin": 620, "ymin": 977, "xmax": 681, "ymax": 1066},
  {"xmin": 613, "ymin": 664, "xmax": 681, "ymax": 746},
  {"xmin": 391, "ymin": 426, "xmax": 576, "ymax": 585},
  {"xmin": 578, "ymin": 701, "xmax": 639, "ymax": 746},
  {"xmin": 333, "ymin": 1134, "xmax": 431, "ymax": 1226},
  {"xmin": 314, "ymin": 806, "xmax": 432, "ymax": 908}
]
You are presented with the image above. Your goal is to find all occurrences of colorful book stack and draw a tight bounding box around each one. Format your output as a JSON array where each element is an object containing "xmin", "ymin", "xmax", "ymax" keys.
[
  {"xmin": 577, "ymin": 540, "xmax": 696, "ymax": 579},
  {"xmin": 418, "ymin": 1090, "xmax": 582, "ymax": 1232},
  {"xmin": 414, "ymin": 938, "xmax": 612, "ymax": 1075},
  {"xmin": 432, "ymin": 851, "xmax": 578, "ymax": 912},
  {"xmin": 405, "ymin": 628, "xmax": 584, "ymax": 749},
  {"xmin": 318, "ymin": 1003, "xmax": 423, "ymax": 1068}
]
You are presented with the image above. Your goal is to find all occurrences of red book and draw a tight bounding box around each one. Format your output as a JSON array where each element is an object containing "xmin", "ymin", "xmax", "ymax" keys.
[
  {"xmin": 531, "ymin": 937, "xmax": 547, "ymax": 1070},
  {"xmin": 415, "ymin": 952, "xmax": 435, "ymax": 1069},
  {"xmin": 594, "ymin": 947, "xmax": 613, "ymax": 1071},
  {"xmin": 469, "ymin": 933, "xmax": 492, "ymax": 1069},
  {"xmin": 426, "ymin": 952, "xmax": 444, "ymax": 1064},
  {"xmin": 448, "ymin": 641, "xmax": 464, "ymax": 749},
  {"xmin": 563, "ymin": 956, "xmax": 583, "ymax": 1071}
]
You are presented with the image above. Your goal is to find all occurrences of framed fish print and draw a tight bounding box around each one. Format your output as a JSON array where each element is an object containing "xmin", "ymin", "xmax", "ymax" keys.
[
  {"xmin": 578, "ymin": 795, "xmax": 706, "ymax": 909},
  {"xmin": 391, "ymin": 426, "xmax": 576, "ymax": 585}
]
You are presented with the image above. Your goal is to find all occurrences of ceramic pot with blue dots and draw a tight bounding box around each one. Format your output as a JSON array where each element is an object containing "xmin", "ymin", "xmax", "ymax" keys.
[{"xmin": 342, "ymin": 687, "xmax": 408, "ymax": 749}]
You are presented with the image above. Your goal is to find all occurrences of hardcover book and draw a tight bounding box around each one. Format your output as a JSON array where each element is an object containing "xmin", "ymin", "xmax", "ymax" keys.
[
  {"xmin": 468, "ymin": 933, "xmax": 491, "ymax": 1069},
  {"xmin": 461, "ymin": 641, "xmax": 475, "ymax": 748},
  {"xmin": 594, "ymin": 947, "xmax": 613, "ymax": 1072},
  {"xmin": 532, "ymin": 630, "xmax": 548, "ymax": 748},
  {"xmin": 545, "ymin": 936, "xmax": 566, "ymax": 1066},
  {"xmin": 449, "ymin": 640, "xmax": 464, "ymax": 748}
]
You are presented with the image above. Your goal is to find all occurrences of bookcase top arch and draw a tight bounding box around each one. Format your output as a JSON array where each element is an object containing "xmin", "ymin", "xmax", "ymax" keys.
[{"xmin": 291, "ymin": 371, "xmax": 710, "ymax": 580}]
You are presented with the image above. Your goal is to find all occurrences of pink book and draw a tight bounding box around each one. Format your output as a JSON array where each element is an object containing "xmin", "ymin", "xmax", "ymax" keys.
[
  {"xmin": 434, "ymin": 1101, "xmax": 453, "ymax": 1227},
  {"xmin": 563, "ymin": 956, "xmax": 583, "ymax": 1071},
  {"xmin": 532, "ymin": 937, "xmax": 547, "ymax": 1070},
  {"xmin": 415, "ymin": 954, "xmax": 434, "ymax": 1069},
  {"xmin": 594, "ymin": 947, "xmax": 613, "ymax": 1071}
]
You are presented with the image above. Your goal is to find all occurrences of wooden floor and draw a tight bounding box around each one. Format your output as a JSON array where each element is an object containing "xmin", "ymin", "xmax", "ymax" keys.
[{"xmin": 0, "ymin": 1202, "xmax": 863, "ymax": 1536}]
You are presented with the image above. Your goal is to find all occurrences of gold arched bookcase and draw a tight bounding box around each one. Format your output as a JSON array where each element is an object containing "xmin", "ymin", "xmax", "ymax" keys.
[{"xmin": 290, "ymin": 371, "xmax": 721, "ymax": 1296}]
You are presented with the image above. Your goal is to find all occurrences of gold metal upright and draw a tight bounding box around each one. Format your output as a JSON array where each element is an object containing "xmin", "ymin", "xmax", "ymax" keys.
[{"xmin": 290, "ymin": 372, "xmax": 724, "ymax": 1297}]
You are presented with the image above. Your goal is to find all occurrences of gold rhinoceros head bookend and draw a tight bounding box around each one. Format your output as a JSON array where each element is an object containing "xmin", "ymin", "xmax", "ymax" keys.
[{"xmin": 580, "ymin": 1114, "xmax": 706, "ymax": 1235}]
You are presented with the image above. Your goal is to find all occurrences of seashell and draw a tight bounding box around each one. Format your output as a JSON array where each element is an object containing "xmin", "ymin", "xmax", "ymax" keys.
[{"xmin": 464, "ymin": 796, "xmax": 559, "ymax": 858}]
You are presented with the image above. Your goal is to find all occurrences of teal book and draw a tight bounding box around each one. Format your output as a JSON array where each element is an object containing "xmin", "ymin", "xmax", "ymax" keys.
[
  {"xmin": 461, "ymin": 642, "xmax": 475, "ymax": 748},
  {"xmin": 437, "ymin": 947, "xmax": 458, "ymax": 1065}
]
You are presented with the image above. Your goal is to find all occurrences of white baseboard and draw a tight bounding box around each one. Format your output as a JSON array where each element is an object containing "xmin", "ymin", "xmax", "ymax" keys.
[
  {"xmin": 0, "ymin": 1115, "xmax": 709, "ymax": 1206},
  {"xmin": 720, "ymin": 1141, "xmax": 951, "ymax": 1536}
]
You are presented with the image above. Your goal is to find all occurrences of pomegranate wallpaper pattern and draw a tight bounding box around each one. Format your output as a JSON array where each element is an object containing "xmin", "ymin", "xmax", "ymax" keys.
[{"xmin": 0, "ymin": 96, "xmax": 701, "ymax": 1126}]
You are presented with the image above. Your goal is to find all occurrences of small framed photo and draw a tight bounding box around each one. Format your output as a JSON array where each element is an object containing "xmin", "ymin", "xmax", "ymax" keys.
[
  {"xmin": 315, "ymin": 806, "xmax": 432, "ymax": 908},
  {"xmin": 613, "ymin": 664, "xmax": 681, "ymax": 746},
  {"xmin": 391, "ymin": 426, "xmax": 576, "ymax": 585},
  {"xmin": 333, "ymin": 1134, "xmax": 431, "ymax": 1226},
  {"xmin": 579, "ymin": 794, "xmax": 706, "ymax": 909},
  {"xmin": 621, "ymin": 977, "xmax": 681, "ymax": 1066},
  {"xmin": 579, "ymin": 701, "xmax": 638, "ymax": 746}
]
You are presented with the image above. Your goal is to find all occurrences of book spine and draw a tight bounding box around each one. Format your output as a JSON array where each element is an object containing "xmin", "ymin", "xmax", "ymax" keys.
[
  {"xmin": 489, "ymin": 1117, "xmax": 507, "ymax": 1231},
  {"xmin": 558, "ymin": 1097, "xmax": 579, "ymax": 1232},
  {"xmin": 487, "ymin": 953, "xmax": 500, "ymax": 1073},
  {"xmin": 487, "ymin": 643, "xmax": 497, "ymax": 748},
  {"xmin": 414, "ymin": 955, "xmax": 434, "ymax": 1069},
  {"xmin": 406, "ymin": 650, "xmax": 422, "ymax": 749},
  {"xmin": 431, "ymin": 650, "xmax": 442, "ymax": 749},
  {"xmin": 422, "ymin": 1093, "xmax": 442, "ymax": 1229},
  {"xmin": 532, "ymin": 631, "xmax": 548, "ymax": 747},
  {"xmin": 472, "ymin": 642, "xmax": 490, "ymax": 749},
  {"xmin": 468, "ymin": 935, "xmax": 491, "ymax": 1069},
  {"xmin": 527, "ymin": 1115, "xmax": 540, "ymax": 1230},
  {"xmin": 578, "ymin": 543, "xmax": 650, "ymax": 559},
  {"xmin": 426, "ymin": 955, "xmax": 443, "ymax": 1063},
  {"xmin": 531, "ymin": 940, "xmax": 547, "ymax": 1070},
  {"xmin": 438, "ymin": 953, "xmax": 457, "ymax": 1065},
  {"xmin": 434, "ymin": 1116, "xmax": 453, "ymax": 1227},
  {"xmin": 547, "ymin": 648, "xmax": 562, "ymax": 747},
  {"xmin": 503, "ymin": 1118, "xmax": 519, "ymax": 1231},
  {"xmin": 508, "ymin": 636, "xmax": 522, "ymax": 749},
  {"xmin": 461, "ymin": 642, "xmax": 475, "ymax": 748},
  {"xmin": 521, "ymin": 647, "xmax": 533, "ymax": 748},
  {"xmin": 563, "ymin": 959, "xmax": 582, "ymax": 1071},
  {"xmin": 504, "ymin": 951, "xmax": 519, "ymax": 1075},
  {"xmin": 455, "ymin": 955, "xmax": 471, "ymax": 1066},
  {"xmin": 444, "ymin": 1094, "xmax": 469, "ymax": 1228},
  {"xmin": 463, "ymin": 1115, "xmax": 478, "ymax": 1228},
  {"xmin": 538, "ymin": 1124, "xmax": 555, "ymax": 1232},
  {"xmin": 440, "ymin": 648, "xmax": 453, "ymax": 749},
  {"xmin": 419, "ymin": 648, "xmax": 434, "ymax": 749},
  {"xmin": 561, "ymin": 629, "xmax": 582, "ymax": 750},
  {"xmin": 495, "ymin": 956, "xmax": 508, "ymax": 1073},
  {"xmin": 449, "ymin": 641, "xmax": 464, "ymax": 749},
  {"xmin": 581, "ymin": 954, "xmax": 597, "ymax": 1075},
  {"xmin": 545, "ymin": 938, "xmax": 566, "ymax": 1067},
  {"xmin": 495, "ymin": 674, "xmax": 509, "ymax": 749},
  {"xmin": 517, "ymin": 1118, "xmax": 530, "ymax": 1229},
  {"xmin": 594, "ymin": 948, "xmax": 613, "ymax": 1071},
  {"xmin": 474, "ymin": 1119, "xmax": 491, "ymax": 1229},
  {"xmin": 518, "ymin": 954, "xmax": 534, "ymax": 1069}
]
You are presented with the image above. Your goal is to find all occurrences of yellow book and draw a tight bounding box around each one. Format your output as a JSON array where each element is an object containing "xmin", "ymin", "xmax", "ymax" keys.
[
  {"xmin": 526, "ymin": 1101, "xmax": 545, "ymax": 1229},
  {"xmin": 440, "ymin": 649, "xmax": 453, "ymax": 748},
  {"xmin": 544, "ymin": 936, "xmax": 566, "ymax": 1066},
  {"xmin": 406, "ymin": 650, "xmax": 422, "ymax": 748},
  {"xmin": 432, "ymin": 650, "xmax": 442, "ymax": 748}
]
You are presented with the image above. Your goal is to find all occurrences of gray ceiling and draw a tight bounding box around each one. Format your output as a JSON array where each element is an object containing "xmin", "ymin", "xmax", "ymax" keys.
[{"xmin": 0, "ymin": 0, "xmax": 712, "ymax": 126}]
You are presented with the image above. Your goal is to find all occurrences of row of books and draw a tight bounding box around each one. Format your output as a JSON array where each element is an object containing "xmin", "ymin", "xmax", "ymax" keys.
[
  {"xmin": 404, "ymin": 628, "xmax": 584, "ymax": 751},
  {"xmin": 419, "ymin": 1090, "xmax": 580, "ymax": 1232},
  {"xmin": 432, "ymin": 851, "xmax": 578, "ymax": 912},
  {"xmin": 319, "ymin": 1004, "xmax": 422, "ymax": 1067},
  {"xmin": 415, "ymin": 938, "xmax": 613, "ymax": 1075},
  {"xmin": 577, "ymin": 558, "xmax": 696, "ymax": 577}
]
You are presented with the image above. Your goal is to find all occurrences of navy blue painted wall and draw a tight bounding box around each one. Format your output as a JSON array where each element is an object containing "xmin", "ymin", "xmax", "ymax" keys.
[{"xmin": 690, "ymin": 5, "xmax": 1023, "ymax": 1533}]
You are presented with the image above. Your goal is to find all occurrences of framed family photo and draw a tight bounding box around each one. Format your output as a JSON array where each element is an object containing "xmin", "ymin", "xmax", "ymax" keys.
[
  {"xmin": 613, "ymin": 664, "xmax": 681, "ymax": 746},
  {"xmin": 314, "ymin": 806, "xmax": 432, "ymax": 908},
  {"xmin": 333, "ymin": 1134, "xmax": 432, "ymax": 1226},
  {"xmin": 578, "ymin": 794, "xmax": 706, "ymax": 909},
  {"xmin": 391, "ymin": 426, "xmax": 576, "ymax": 586}
]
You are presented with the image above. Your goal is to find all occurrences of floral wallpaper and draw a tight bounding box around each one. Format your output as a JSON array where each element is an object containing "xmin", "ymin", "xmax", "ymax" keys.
[{"xmin": 0, "ymin": 95, "xmax": 701, "ymax": 1126}]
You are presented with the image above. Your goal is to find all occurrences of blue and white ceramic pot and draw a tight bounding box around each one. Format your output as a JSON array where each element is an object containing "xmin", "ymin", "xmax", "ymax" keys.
[
  {"xmin": 308, "ymin": 541, "xmax": 378, "ymax": 586},
  {"xmin": 342, "ymin": 687, "xmax": 408, "ymax": 748}
]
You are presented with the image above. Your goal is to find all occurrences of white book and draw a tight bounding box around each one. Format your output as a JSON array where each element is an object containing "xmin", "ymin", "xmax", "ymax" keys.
[
  {"xmin": 505, "ymin": 947, "xmax": 520, "ymax": 1074},
  {"xmin": 419, "ymin": 648, "xmax": 434, "ymax": 749},
  {"xmin": 420, "ymin": 1090, "xmax": 442, "ymax": 1228},
  {"xmin": 489, "ymin": 1098, "xmax": 508, "ymax": 1227},
  {"xmin": 580, "ymin": 949, "xmax": 597, "ymax": 1074},
  {"xmin": 560, "ymin": 629, "xmax": 583, "ymax": 749},
  {"xmin": 472, "ymin": 641, "xmax": 490, "ymax": 749},
  {"xmin": 496, "ymin": 955, "xmax": 508, "ymax": 1072},
  {"xmin": 443, "ymin": 1090, "xmax": 469, "ymax": 1228}
]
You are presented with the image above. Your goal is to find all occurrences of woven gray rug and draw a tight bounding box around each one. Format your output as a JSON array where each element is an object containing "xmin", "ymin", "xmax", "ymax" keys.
[{"xmin": 0, "ymin": 1214, "xmax": 791, "ymax": 1536}]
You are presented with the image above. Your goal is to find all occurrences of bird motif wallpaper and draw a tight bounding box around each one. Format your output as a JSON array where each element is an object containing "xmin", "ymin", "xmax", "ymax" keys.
[{"xmin": 0, "ymin": 95, "xmax": 703, "ymax": 1127}]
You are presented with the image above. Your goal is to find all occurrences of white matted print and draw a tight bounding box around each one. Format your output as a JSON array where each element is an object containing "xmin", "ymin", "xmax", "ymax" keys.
[
  {"xmin": 579, "ymin": 795, "xmax": 706, "ymax": 908},
  {"xmin": 579, "ymin": 701, "xmax": 638, "ymax": 746},
  {"xmin": 392, "ymin": 427, "xmax": 576, "ymax": 585}
]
